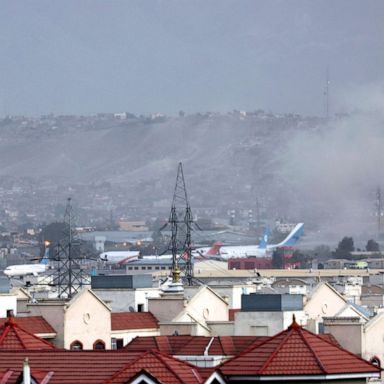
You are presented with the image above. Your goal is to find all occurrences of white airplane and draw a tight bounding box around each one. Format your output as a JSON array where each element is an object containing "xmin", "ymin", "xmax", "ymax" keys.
[
  {"xmin": 193, "ymin": 223, "xmax": 304, "ymax": 259},
  {"xmin": 114, "ymin": 243, "xmax": 223, "ymax": 264},
  {"xmin": 99, "ymin": 251, "xmax": 140, "ymax": 265},
  {"xmin": 4, "ymin": 243, "xmax": 50, "ymax": 278}
]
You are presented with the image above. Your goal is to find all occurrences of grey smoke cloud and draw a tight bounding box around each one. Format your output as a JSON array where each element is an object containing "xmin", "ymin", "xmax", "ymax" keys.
[{"xmin": 281, "ymin": 83, "xmax": 384, "ymax": 239}]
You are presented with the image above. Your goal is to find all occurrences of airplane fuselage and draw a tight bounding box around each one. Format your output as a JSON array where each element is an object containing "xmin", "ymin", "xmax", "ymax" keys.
[
  {"xmin": 99, "ymin": 251, "xmax": 140, "ymax": 265},
  {"xmin": 4, "ymin": 264, "xmax": 47, "ymax": 277}
]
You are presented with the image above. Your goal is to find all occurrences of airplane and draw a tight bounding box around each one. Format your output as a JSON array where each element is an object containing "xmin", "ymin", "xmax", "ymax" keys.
[
  {"xmin": 193, "ymin": 223, "xmax": 304, "ymax": 260},
  {"xmin": 99, "ymin": 250, "xmax": 140, "ymax": 265},
  {"xmin": 115, "ymin": 242, "xmax": 224, "ymax": 264},
  {"xmin": 4, "ymin": 242, "xmax": 50, "ymax": 278}
]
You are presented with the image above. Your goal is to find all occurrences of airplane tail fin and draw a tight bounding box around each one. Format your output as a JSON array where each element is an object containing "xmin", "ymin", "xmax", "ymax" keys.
[
  {"xmin": 273, "ymin": 223, "xmax": 304, "ymax": 248},
  {"xmin": 258, "ymin": 227, "xmax": 269, "ymax": 249},
  {"xmin": 206, "ymin": 241, "xmax": 222, "ymax": 256},
  {"xmin": 40, "ymin": 242, "xmax": 50, "ymax": 265}
]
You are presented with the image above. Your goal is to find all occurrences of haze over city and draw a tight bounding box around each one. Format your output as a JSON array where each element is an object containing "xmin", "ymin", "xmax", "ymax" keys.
[
  {"xmin": 0, "ymin": 0, "xmax": 384, "ymax": 245},
  {"xmin": 2, "ymin": 4, "xmax": 384, "ymax": 380}
]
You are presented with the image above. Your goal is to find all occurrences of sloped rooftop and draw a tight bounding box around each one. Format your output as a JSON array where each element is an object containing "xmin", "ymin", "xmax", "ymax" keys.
[
  {"xmin": 111, "ymin": 312, "xmax": 159, "ymax": 331},
  {"xmin": 0, "ymin": 316, "xmax": 56, "ymax": 335},
  {"xmin": 104, "ymin": 350, "xmax": 203, "ymax": 383},
  {"xmin": 0, "ymin": 317, "xmax": 56, "ymax": 350},
  {"xmin": 125, "ymin": 335, "xmax": 269, "ymax": 356},
  {"xmin": 218, "ymin": 316, "xmax": 380, "ymax": 378},
  {"xmin": 0, "ymin": 350, "xmax": 142, "ymax": 383}
]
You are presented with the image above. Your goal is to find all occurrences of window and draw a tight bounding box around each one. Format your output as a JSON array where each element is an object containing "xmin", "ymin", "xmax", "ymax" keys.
[
  {"xmin": 370, "ymin": 356, "xmax": 381, "ymax": 368},
  {"xmin": 111, "ymin": 338, "xmax": 124, "ymax": 349},
  {"xmin": 93, "ymin": 339, "xmax": 106, "ymax": 350},
  {"xmin": 137, "ymin": 304, "xmax": 144, "ymax": 312},
  {"xmin": 116, "ymin": 338, "xmax": 124, "ymax": 349},
  {"xmin": 70, "ymin": 340, "xmax": 83, "ymax": 350}
]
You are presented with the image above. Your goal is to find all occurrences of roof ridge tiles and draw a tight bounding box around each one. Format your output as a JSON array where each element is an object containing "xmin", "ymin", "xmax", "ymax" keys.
[
  {"xmin": 298, "ymin": 326, "xmax": 382, "ymax": 371},
  {"xmin": 104, "ymin": 349, "xmax": 202, "ymax": 384},
  {"xmin": 154, "ymin": 349, "xmax": 203, "ymax": 383},
  {"xmin": 0, "ymin": 317, "xmax": 56, "ymax": 350},
  {"xmin": 257, "ymin": 325, "xmax": 295, "ymax": 373}
]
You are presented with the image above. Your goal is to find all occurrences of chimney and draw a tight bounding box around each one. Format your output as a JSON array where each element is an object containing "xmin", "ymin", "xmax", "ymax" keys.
[
  {"xmin": 23, "ymin": 358, "xmax": 31, "ymax": 384},
  {"xmin": 6, "ymin": 309, "xmax": 14, "ymax": 318}
]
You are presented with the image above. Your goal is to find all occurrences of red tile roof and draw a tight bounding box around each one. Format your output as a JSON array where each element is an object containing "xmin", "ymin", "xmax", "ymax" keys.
[
  {"xmin": 0, "ymin": 350, "xmax": 141, "ymax": 383},
  {"xmin": 125, "ymin": 335, "xmax": 268, "ymax": 356},
  {"xmin": 218, "ymin": 318, "xmax": 381, "ymax": 378},
  {"xmin": 0, "ymin": 316, "xmax": 56, "ymax": 335},
  {"xmin": 0, "ymin": 317, "xmax": 56, "ymax": 350},
  {"xmin": 111, "ymin": 312, "xmax": 159, "ymax": 331},
  {"xmin": 104, "ymin": 350, "xmax": 203, "ymax": 384}
]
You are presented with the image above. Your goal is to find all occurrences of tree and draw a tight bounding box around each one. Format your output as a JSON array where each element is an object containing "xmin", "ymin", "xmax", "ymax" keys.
[
  {"xmin": 289, "ymin": 250, "xmax": 313, "ymax": 268},
  {"xmin": 334, "ymin": 236, "xmax": 354, "ymax": 259},
  {"xmin": 366, "ymin": 239, "xmax": 380, "ymax": 252},
  {"xmin": 272, "ymin": 248, "xmax": 284, "ymax": 269}
]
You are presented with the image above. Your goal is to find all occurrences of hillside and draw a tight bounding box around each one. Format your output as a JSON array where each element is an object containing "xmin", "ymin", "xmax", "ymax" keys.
[{"xmin": 0, "ymin": 110, "xmax": 383, "ymax": 238}]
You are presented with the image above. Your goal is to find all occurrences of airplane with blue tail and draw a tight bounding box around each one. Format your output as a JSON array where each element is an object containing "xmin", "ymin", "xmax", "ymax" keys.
[
  {"xmin": 193, "ymin": 223, "xmax": 304, "ymax": 259},
  {"xmin": 3, "ymin": 242, "xmax": 50, "ymax": 278}
]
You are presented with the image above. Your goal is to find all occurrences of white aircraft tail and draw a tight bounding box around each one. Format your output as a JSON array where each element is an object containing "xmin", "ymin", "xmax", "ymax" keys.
[{"xmin": 271, "ymin": 223, "xmax": 304, "ymax": 248}]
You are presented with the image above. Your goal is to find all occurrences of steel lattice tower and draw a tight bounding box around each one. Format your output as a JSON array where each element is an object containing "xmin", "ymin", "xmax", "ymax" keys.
[
  {"xmin": 167, "ymin": 162, "xmax": 194, "ymax": 285},
  {"xmin": 53, "ymin": 198, "xmax": 88, "ymax": 299}
]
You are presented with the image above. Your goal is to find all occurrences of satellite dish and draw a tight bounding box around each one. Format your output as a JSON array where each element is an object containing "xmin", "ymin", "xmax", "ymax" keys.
[{"xmin": 128, "ymin": 306, "xmax": 135, "ymax": 312}]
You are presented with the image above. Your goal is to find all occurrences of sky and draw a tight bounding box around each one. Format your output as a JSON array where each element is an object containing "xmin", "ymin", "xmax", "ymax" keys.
[{"xmin": 1, "ymin": 0, "xmax": 383, "ymax": 117}]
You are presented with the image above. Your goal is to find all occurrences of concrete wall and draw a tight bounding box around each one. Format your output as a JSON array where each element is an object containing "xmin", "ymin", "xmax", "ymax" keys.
[
  {"xmin": 208, "ymin": 321, "xmax": 234, "ymax": 336},
  {"xmin": 304, "ymin": 284, "xmax": 346, "ymax": 321},
  {"xmin": 27, "ymin": 303, "xmax": 65, "ymax": 347},
  {"xmin": 159, "ymin": 322, "xmax": 197, "ymax": 336},
  {"xmin": 363, "ymin": 313, "xmax": 384, "ymax": 367},
  {"xmin": 94, "ymin": 288, "xmax": 160, "ymax": 312},
  {"xmin": 64, "ymin": 291, "xmax": 111, "ymax": 350},
  {"xmin": 323, "ymin": 320, "xmax": 363, "ymax": 356},
  {"xmin": 184, "ymin": 284, "xmax": 256, "ymax": 309},
  {"xmin": 148, "ymin": 295, "xmax": 186, "ymax": 322},
  {"xmin": 234, "ymin": 310, "xmax": 306, "ymax": 336},
  {"xmin": 111, "ymin": 328, "xmax": 160, "ymax": 347},
  {"xmin": 180, "ymin": 288, "xmax": 228, "ymax": 324},
  {"xmin": 0, "ymin": 294, "xmax": 17, "ymax": 317},
  {"xmin": 361, "ymin": 294, "xmax": 384, "ymax": 310}
]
